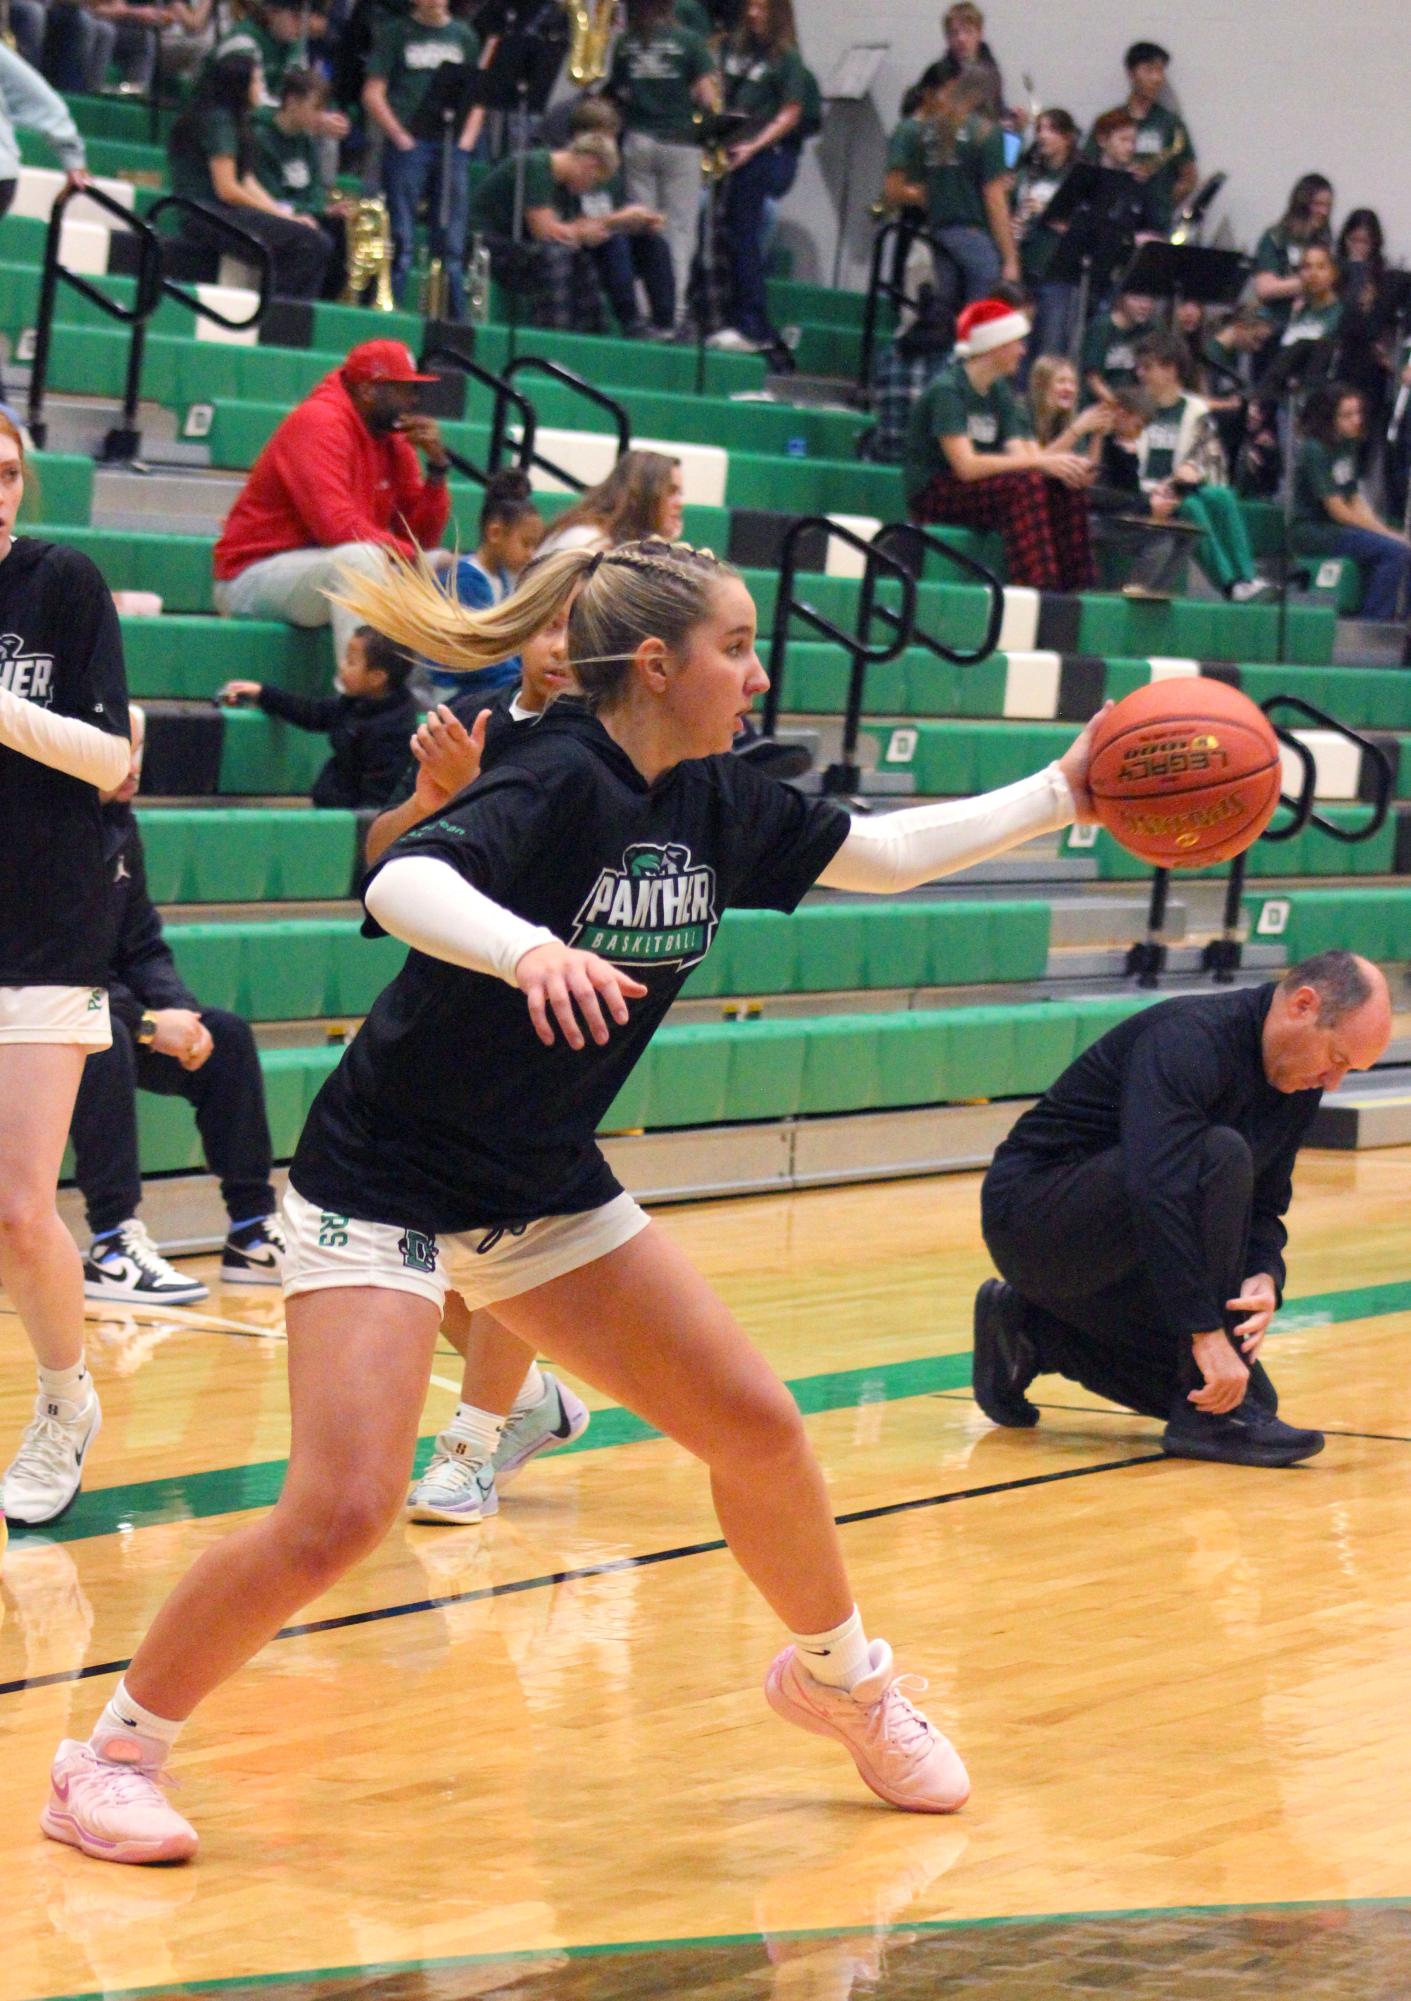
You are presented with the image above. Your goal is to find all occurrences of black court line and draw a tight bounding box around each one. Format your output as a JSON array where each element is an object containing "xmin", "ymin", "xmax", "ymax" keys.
[
  {"xmin": 0, "ymin": 1452, "xmax": 1164, "ymax": 1698},
  {"xmin": 936, "ymin": 1389, "xmax": 1411, "ymax": 1446}
]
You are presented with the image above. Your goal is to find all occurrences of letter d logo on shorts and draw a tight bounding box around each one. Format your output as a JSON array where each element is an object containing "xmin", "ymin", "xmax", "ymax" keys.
[{"xmin": 398, "ymin": 1229, "xmax": 438, "ymax": 1274}]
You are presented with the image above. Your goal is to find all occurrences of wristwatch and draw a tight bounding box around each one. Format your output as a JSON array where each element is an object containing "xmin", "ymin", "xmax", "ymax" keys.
[
  {"xmin": 425, "ymin": 460, "xmax": 449, "ymax": 483},
  {"xmin": 136, "ymin": 1012, "xmax": 158, "ymax": 1047}
]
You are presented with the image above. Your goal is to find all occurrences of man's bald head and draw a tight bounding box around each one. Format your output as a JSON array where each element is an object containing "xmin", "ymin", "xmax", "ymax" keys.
[{"xmin": 1263, "ymin": 951, "xmax": 1392, "ymax": 1094}]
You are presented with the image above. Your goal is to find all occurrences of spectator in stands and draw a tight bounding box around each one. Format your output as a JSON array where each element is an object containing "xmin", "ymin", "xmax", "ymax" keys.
[
  {"xmin": 609, "ymin": 0, "xmax": 719, "ymax": 336},
  {"xmin": 1278, "ymin": 242, "xmax": 1342, "ymax": 360},
  {"xmin": 1133, "ymin": 328, "xmax": 1273, "ymax": 603},
  {"xmin": 1027, "ymin": 356, "xmax": 1112, "ymax": 457},
  {"xmin": 1253, "ymin": 174, "xmax": 1333, "ymax": 331},
  {"xmin": 212, "ymin": 338, "xmax": 451, "ymax": 674},
  {"xmin": 1292, "ymin": 384, "xmax": 1411, "ymax": 623},
  {"xmin": 914, "ymin": 3, "xmax": 1005, "ymax": 121},
  {"xmin": 557, "ymin": 94, "xmax": 675, "ymax": 339},
  {"xmin": 422, "ymin": 468, "xmax": 544, "ymax": 701},
  {"xmin": 706, "ymin": 0, "xmax": 808, "ymax": 356},
  {"xmin": 94, "ymin": 0, "xmax": 216, "ymax": 95},
  {"xmin": 361, "ymin": 0, "xmax": 482, "ymax": 320},
  {"xmin": 905, "ymin": 296, "xmax": 1095, "ymax": 592},
  {"xmin": 6, "ymin": 0, "xmax": 45, "ymax": 71},
  {"xmin": 1087, "ymin": 40, "xmax": 1196, "ymax": 233},
  {"xmin": 894, "ymin": 68, "xmax": 1016, "ymax": 311},
  {"xmin": 43, "ymin": 0, "xmax": 118, "ymax": 94},
  {"xmin": 1081, "ymin": 287, "xmax": 1156, "ymax": 403},
  {"xmin": 1015, "ymin": 108, "xmax": 1080, "ymax": 363},
  {"xmin": 1174, "ymin": 299, "xmax": 1206, "ymax": 358},
  {"xmin": 212, "ymin": 0, "xmax": 322, "ymax": 100},
  {"xmin": 1198, "ymin": 303, "xmax": 1277, "ymax": 463},
  {"xmin": 1335, "ymin": 209, "xmax": 1394, "ymax": 435},
  {"xmin": 537, "ymin": 449, "xmax": 685, "ymax": 556},
  {"xmin": 466, "ymin": 132, "xmax": 624, "ymax": 334},
  {"xmin": 167, "ymin": 53, "xmax": 332, "ymax": 299},
  {"xmin": 0, "ymin": 41, "xmax": 86, "ymax": 236},
  {"xmin": 217, "ymin": 623, "xmax": 419, "ymax": 807},
  {"xmin": 1086, "ymin": 385, "xmax": 1195, "ymax": 601},
  {"xmin": 74, "ymin": 707, "xmax": 285, "ymax": 1309},
  {"xmin": 1077, "ymin": 107, "xmax": 1165, "ymax": 295}
]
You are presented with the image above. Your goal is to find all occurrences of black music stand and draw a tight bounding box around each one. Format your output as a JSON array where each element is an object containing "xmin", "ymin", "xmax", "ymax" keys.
[
  {"xmin": 1119, "ymin": 240, "xmax": 1248, "ymax": 317},
  {"xmin": 1043, "ymin": 163, "xmax": 1149, "ymax": 359},
  {"xmin": 692, "ymin": 107, "xmax": 752, "ymax": 395},
  {"xmin": 410, "ymin": 63, "xmax": 488, "ymax": 330},
  {"xmin": 472, "ymin": 17, "xmax": 562, "ymax": 357}
]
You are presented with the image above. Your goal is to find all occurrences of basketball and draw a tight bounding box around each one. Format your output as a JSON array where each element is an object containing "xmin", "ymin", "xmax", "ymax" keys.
[{"xmin": 1087, "ymin": 679, "xmax": 1283, "ymax": 868}]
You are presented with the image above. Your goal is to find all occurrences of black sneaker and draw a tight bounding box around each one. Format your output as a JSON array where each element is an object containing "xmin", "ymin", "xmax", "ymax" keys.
[
  {"xmin": 1245, "ymin": 1360, "xmax": 1278, "ymax": 1414},
  {"xmin": 220, "ymin": 1215, "xmax": 285, "ymax": 1287},
  {"xmin": 1162, "ymin": 1398, "xmax": 1322, "ymax": 1467},
  {"xmin": 971, "ymin": 1279, "xmax": 1041, "ymax": 1427}
]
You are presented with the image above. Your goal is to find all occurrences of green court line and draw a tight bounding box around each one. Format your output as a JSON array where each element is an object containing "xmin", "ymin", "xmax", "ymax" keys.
[
  {"xmin": 28, "ymin": 1894, "xmax": 1411, "ymax": 2001},
  {"xmin": 15, "ymin": 1276, "xmax": 1411, "ymax": 1550}
]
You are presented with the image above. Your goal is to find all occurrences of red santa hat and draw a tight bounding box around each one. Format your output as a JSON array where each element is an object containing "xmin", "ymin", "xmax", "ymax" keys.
[{"xmin": 955, "ymin": 298, "xmax": 1031, "ymax": 357}]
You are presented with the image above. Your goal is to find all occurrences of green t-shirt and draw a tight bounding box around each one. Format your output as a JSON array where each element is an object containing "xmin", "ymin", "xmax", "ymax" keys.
[
  {"xmin": 609, "ymin": 26, "xmax": 714, "ymax": 144},
  {"xmin": 1254, "ymin": 225, "xmax": 1327, "ymax": 328},
  {"xmin": 904, "ymin": 358, "xmax": 1029, "ymax": 500},
  {"xmin": 1293, "ymin": 437, "xmax": 1358, "ymax": 551},
  {"xmin": 249, "ymin": 113, "xmax": 325, "ymax": 214},
  {"xmin": 720, "ymin": 40, "xmax": 806, "ymax": 127},
  {"xmin": 1281, "ymin": 298, "xmax": 1342, "ymax": 349},
  {"xmin": 1080, "ymin": 312, "xmax": 1144, "ymax": 392},
  {"xmin": 468, "ymin": 146, "xmax": 572, "ymax": 237},
  {"xmin": 1142, "ymin": 395, "xmax": 1190, "ymax": 483},
  {"xmin": 1081, "ymin": 100, "xmax": 1191, "ymax": 230},
  {"xmin": 674, "ymin": 0, "xmax": 713, "ymax": 34},
  {"xmin": 206, "ymin": 19, "xmax": 287, "ymax": 95},
  {"xmin": 168, "ymin": 106, "xmax": 240, "ymax": 203},
  {"xmin": 367, "ymin": 14, "xmax": 481, "ymax": 134},
  {"xmin": 925, "ymin": 114, "xmax": 1007, "ymax": 230}
]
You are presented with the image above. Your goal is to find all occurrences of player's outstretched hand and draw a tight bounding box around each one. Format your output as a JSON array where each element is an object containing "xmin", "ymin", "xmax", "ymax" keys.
[
  {"xmin": 515, "ymin": 942, "xmax": 648, "ymax": 1051},
  {"xmin": 1226, "ymin": 1273, "xmax": 1278, "ymax": 1358},
  {"xmin": 1188, "ymin": 1329, "xmax": 1250, "ymax": 1414},
  {"xmin": 1057, "ymin": 701, "xmax": 1110, "ymax": 824},
  {"xmin": 411, "ymin": 704, "xmax": 487, "ymax": 809}
]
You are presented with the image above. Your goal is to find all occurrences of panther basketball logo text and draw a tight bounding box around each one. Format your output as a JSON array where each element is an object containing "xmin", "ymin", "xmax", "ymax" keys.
[{"xmin": 571, "ymin": 842, "xmax": 719, "ymax": 969}]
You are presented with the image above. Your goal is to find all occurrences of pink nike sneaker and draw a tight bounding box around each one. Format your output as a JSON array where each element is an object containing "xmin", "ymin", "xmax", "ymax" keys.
[
  {"xmin": 41, "ymin": 1737, "xmax": 198, "ymax": 1864},
  {"xmin": 765, "ymin": 1640, "xmax": 971, "ymax": 1813}
]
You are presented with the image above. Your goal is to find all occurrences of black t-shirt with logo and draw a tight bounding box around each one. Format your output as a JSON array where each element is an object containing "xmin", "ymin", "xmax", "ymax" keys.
[
  {"xmin": 292, "ymin": 701, "xmax": 850, "ymax": 1231},
  {"xmin": 0, "ymin": 538, "xmax": 130, "ymax": 986}
]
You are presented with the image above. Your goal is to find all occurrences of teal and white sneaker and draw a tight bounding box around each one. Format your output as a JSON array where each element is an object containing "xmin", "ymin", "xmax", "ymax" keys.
[
  {"xmin": 405, "ymin": 1440, "xmax": 500, "ymax": 1525},
  {"xmin": 492, "ymin": 1372, "xmax": 590, "ymax": 1486}
]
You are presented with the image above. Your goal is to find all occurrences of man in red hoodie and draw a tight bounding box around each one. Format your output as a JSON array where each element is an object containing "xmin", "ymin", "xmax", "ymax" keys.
[{"xmin": 212, "ymin": 339, "xmax": 453, "ymax": 675}]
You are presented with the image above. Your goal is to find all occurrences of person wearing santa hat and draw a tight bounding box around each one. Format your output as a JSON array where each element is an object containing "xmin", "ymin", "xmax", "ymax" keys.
[{"xmin": 904, "ymin": 297, "xmax": 1096, "ymax": 591}]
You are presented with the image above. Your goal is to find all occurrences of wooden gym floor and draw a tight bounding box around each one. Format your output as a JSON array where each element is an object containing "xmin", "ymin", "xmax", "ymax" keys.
[{"xmin": 3, "ymin": 1149, "xmax": 1411, "ymax": 2000}]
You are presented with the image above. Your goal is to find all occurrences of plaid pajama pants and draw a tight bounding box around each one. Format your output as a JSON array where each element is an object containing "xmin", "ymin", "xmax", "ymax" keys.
[
  {"xmin": 910, "ymin": 469, "xmax": 1095, "ymax": 592},
  {"xmin": 486, "ymin": 236, "xmax": 604, "ymax": 335}
]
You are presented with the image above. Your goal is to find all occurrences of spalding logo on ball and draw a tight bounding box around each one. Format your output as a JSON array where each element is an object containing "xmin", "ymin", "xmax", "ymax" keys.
[{"xmin": 1088, "ymin": 679, "xmax": 1282, "ymax": 868}]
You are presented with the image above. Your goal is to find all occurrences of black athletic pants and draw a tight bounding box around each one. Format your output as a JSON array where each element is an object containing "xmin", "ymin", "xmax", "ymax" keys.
[
  {"xmin": 71, "ymin": 1008, "xmax": 276, "ymax": 1238},
  {"xmin": 980, "ymin": 1127, "xmax": 1256, "ymax": 1420}
]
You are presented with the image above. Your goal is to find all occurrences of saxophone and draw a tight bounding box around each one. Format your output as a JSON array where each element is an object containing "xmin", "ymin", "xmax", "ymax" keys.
[
  {"xmin": 566, "ymin": 0, "xmax": 617, "ymax": 86},
  {"xmin": 340, "ymin": 197, "xmax": 396, "ymax": 312}
]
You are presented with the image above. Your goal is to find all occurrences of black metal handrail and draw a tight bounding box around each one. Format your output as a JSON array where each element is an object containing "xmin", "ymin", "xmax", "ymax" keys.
[
  {"xmin": 490, "ymin": 355, "xmax": 631, "ymax": 491},
  {"xmin": 759, "ymin": 516, "xmax": 918, "ymax": 796},
  {"xmin": 27, "ymin": 181, "xmax": 165, "ymax": 453},
  {"xmin": 857, "ymin": 215, "xmax": 963, "ymax": 402},
  {"xmin": 419, "ymin": 338, "xmax": 539, "ymax": 489},
  {"xmin": 866, "ymin": 520, "xmax": 1005, "ymax": 667},
  {"xmin": 146, "ymin": 195, "xmax": 273, "ymax": 330}
]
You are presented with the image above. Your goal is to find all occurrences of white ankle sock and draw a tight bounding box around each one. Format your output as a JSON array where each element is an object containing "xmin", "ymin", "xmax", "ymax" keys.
[
  {"xmin": 791, "ymin": 1606, "xmax": 872, "ymax": 1691},
  {"xmin": 91, "ymin": 1679, "xmax": 183, "ymax": 1762},
  {"xmin": 510, "ymin": 1361, "xmax": 546, "ymax": 1418},
  {"xmin": 445, "ymin": 1402, "xmax": 504, "ymax": 1463},
  {"xmin": 38, "ymin": 1359, "xmax": 90, "ymax": 1409}
]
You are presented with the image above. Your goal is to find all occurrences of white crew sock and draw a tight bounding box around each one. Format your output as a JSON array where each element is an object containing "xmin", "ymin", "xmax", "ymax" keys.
[
  {"xmin": 790, "ymin": 1606, "xmax": 872, "ymax": 1692},
  {"xmin": 90, "ymin": 1679, "xmax": 183, "ymax": 1763},
  {"xmin": 37, "ymin": 1359, "xmax": 90, "ymax": 1410},
  {"xmin": 509, "ymin": 1361, "xmax": 546, "ymax": 1418},
  {"xmin": 445, "ymin": 1402, "xmax": 504, "ymax": 1463}
]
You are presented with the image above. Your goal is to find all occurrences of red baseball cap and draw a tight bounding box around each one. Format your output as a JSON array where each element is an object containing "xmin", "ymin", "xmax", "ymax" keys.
[{"xmin": 341, "ymin": 338, "xmax": 438, "ymax": 385}]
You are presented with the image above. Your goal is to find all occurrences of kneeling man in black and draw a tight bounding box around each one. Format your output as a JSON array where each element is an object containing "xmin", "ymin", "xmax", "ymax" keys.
[{"xmin": 975, "ymin": 953, "xmax": 1391, "ymax": 1466}]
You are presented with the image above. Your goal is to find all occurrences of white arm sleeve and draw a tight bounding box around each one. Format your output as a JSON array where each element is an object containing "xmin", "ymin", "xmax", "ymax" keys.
[
  {"xmin": 816, "ymin": 765, "xmax": 1075, "ymax": 894},
  {"xmin": 364, "ymin": 854, "xmax": 558, "ymax": 985},
  {"xmin": 0, "ymin": 685, "xmax": 131, "ymax": 790}
]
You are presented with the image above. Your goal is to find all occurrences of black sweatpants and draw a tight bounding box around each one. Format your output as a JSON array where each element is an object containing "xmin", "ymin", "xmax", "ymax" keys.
[
  {"xmin": 71, "ymin": 1008, "xmax": 276, "ymax": 1238},
  {"xmin": 980, "ymin": 1126, "xmax": 1255, "ymax": 1420}
]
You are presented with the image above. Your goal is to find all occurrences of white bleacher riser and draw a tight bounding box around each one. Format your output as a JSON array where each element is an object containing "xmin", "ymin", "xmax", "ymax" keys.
[
  {"xmin": 517, "ymin": 427, "xmax": 729, "ymax": 507},
  {"xmin": 824, "ymin": 515, "xmax": 881, "ymax": 579},
  {"xmin": 995, "ymin": 586, "xmax": 1039, "ymax": 652},
  {"xmin": 1284, "ymin": 729, "xmax": 1362, "ymax": 801},
  {"xmin": 192, "ymin": 284, "xmax": 261, "ymax": 345},
  {"xmin": 13, "ymin": 167, "xmax": 133, "ymax": 230},
  {"xmin": 1147, "ymin": 657, "xmax": 1204, "ymax": 682},
  {"xmin": 56, "ymin": 218, "xmax": 110, "ymax": 275},
  {"xmin": 217, "ymin": 255, "xmax": 263, "ymax": 292},
  {"xmin": 1001, "ymin": 652, "xmax": 1062, "ymax": 719}
]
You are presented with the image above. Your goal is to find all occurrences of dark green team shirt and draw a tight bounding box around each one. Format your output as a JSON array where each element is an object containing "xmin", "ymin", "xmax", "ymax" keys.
[
  {"xmin": 1254, "ymin": 225, "xmax": 1325, "ymax": 328},
  {"xmin": 1080, "ymin": 311, "xmax": 1145, "ymax": 394},
  {"xmin": 205, "ymin": 18, "xmax": 287, "ymax": 94},
  {"xmin": 720, "ymin": 39, "xmax": 806, "ymax": 127},
  {"xmin": 904, "ymin": 359, "xmax": 1030, "ymax": 500},
  {"xmin": 168, "ymin": 106, "xmax": 240, "ymax": 203},
  {"xmin": 366, "ymin": 14, "xmax": 481, "ymax": 133},
  {"xmin": 674, "ymin": 0, "xmax": 713, "ymax": 34},
  {"xmin": 887, "ymin": 113, "xmax": 1006, "ymax": 230},
  {"xmin": 609, "ymin": 26, "xmax": 715, "ymax": 144},
  {"xmin": 1141, "ymin": 395, "xmax": 1190, "ymax": 483},
  {"xmin": 250, "ymin": 113, "xmax": 325, "ymax": 213},
  {"xmin": 1281, "ymin": 297, "xmax": 1343, "ymax": 349},
  {"xmin": 1292, "ymin": 437, "xmax": 1360, "ymax": 552},
  {"xmin": 1083, "ymin": 98, "xmax": 1191, "ymax": 230},
  {"xmin": 469, "ymin": 146, "xmax": 573, "ymax": 236}
]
